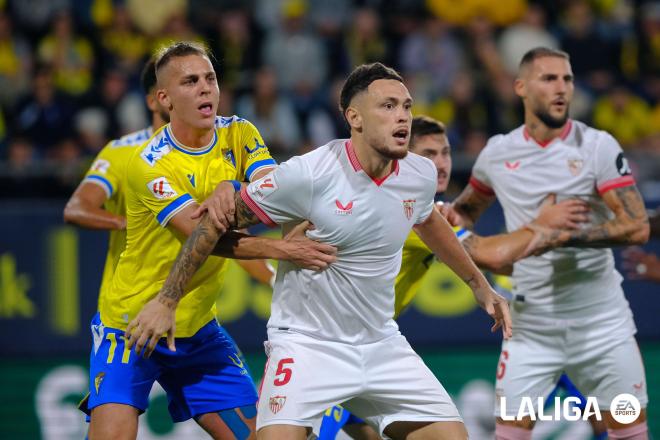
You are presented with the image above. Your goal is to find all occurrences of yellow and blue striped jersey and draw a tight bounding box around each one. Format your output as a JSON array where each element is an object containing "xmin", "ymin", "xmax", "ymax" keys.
[
  {"xmin": 104, "ymin": 116, "xmax": 275, "ymax": 336},
  {"xmin": 83, "ymin": 127, "xmax": 153, "ymax": 310},
  {"xmin": 394, "ymin": 225, "xmax": 470, "ymax": 317}
]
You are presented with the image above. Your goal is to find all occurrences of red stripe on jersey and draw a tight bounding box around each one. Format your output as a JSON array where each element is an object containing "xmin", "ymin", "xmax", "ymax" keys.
[
  {"xmin": 597, "ymin": 175, "xmax": 636, "ymax": 195},
  {"xmin": 523, "ymin": 120, "xmax": 573, "ymax": 148},
  {"xmin": 240, "ymin": 186, "xmax": 277, "ymax": 228},
  {"xmin": 469, "ymin": 176, "xmax": 495, "ymax": 196},
  {"xmin": 345, "ymin": 140, "xmax": 362, "ymax": 171},
  {"xmin": 345, "ymin": 140, "xmax": 399, "ymax": 186}
]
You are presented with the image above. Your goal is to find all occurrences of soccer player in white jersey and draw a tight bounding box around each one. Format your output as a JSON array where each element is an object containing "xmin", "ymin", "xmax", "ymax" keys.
[
  {"xmin": 130, "ymin": 63, "xmax": 513, "ymax": 440},
  {"xmin": 448, "ymin": 47, "xmax": 650, "ymax": 439}
]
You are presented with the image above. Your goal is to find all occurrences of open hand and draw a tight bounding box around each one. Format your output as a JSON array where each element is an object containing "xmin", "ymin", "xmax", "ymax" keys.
[
  {"xmin": 282, "ymin": 221, "xmax": 337, "ymax": 271},
  {"xmin": 191, "ymin": 181, "xmax": 236, "ymax": 233},
  {"xmin": 535, "ymin": 194, "xmax": 589, "ymax": 230},
  {"xmin": 125, "ymin": 296, "xmax": 177, "ymax": 358},
  {"xmin": 472, "ymin": 285, "xmax": 513, "ymax": 339}
]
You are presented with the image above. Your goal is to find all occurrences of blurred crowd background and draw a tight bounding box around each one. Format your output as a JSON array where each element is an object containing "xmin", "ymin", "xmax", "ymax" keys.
[{"xmin": 0, "ymin": 0, "xmax": 659, "ymax": 200}]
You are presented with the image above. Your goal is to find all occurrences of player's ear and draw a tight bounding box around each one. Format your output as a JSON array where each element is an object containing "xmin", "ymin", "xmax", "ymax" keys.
[
  {"xmin": 345, "ymin": 106, "xmax": 362, "ymax": 131},
  {"xmin": 514, "ymin": 78, "xmax": 525, "ymax": 99},
  {"xmin": 157, "ymin": 88, "xmax": 172, "ymax": 112}
]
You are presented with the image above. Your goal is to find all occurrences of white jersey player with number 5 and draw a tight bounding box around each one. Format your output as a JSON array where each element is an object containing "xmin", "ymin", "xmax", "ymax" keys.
[
  {"xmin": 450, "ymin": 47, "xmax": 650, "ymax": 440},
  {"xmin": 146, "ymin": 63, "xmax": 513, "ymax": 440}
]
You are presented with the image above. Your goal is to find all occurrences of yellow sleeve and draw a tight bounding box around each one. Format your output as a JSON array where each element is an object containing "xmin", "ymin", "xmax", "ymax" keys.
[
  {"xmin": 127, "ymin": 153, "xmax": 194, "ymax": 226},
  {"xmin": 83, "ymin": 142, "xmax": 127, "ymax": 198},
  {"xmin": 234, "ymin": 119, "xmax": 277, "ymax": 181}
]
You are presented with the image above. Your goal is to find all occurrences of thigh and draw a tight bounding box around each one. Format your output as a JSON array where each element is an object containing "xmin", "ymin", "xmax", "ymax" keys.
[
  {"xmin": 89, "ymin": 403, "xmax": 139, "ymax": 440},
  {"xmin": 384, "ymin": 420, "xmax": 467, "ymax": 440},
  {"xmin": 158, "ymin": 321, "xmax": 259, "ymax": 423},
  {"xmin": 256, "ymin": 331, "xmax": 362, "ymax": 431},
  {"xmin": 87, "ymin": 313, "xmax": 159, "ymax": 414},
  {"xmin": 567, "ymin": 335, "xmax": 648, "ymax": 410},
  {"xmin": 494, "ymin": 326, "xmax": 565, "ymax": 419},
  {"xmin": 346, "ymin": 335, "xmax": 461, "ymax": 436}
]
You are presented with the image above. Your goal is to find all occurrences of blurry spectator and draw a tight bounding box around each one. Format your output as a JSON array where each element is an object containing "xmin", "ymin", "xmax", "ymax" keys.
[
  {"xmin": 426, "ymin": 0, "xmax": 526, "ymax": 27},
  {"xmin": 263, "ymin": 0, "xmax": 328, "ymax": 95},
  {"xmin": 14, "ymin": 63, "xmax": 74, "ymax": 153},
  {"xmin": 498, "ymin": 4, "xmax": 558, "ymax": 75},
  {"xmin": 344, "ymin": 8, "xmax": 387, "ymax": 69},
  {"xmin": 305, "ymin": 76, "xmax": 350, "ymax": 147},
  {"xmin": 152, "ymin": 12, "xmax": 203, "ymax": 53},
  {"xmin": 399, "ymin": 16, "xmax": 465, "ymax": 99},
  {"xmin": 212, "ymin": 8, "xmax": 262, "ymax": 92},
  {"xmin": 7, "ymin": 137, "xmax": 35, "ymax": 173},
  {"xmin": 236, "ymin": 67, "xmax": 302, "ymax": 154},
  {"xmin": 7, "ymin": 0, "xmax": 69, "ymax": 40},
  {"xmin": 592, "ymin": 86, "xmax": 652, "ymax": 148},
  {"xmin": 0, "ymin": 11, "xmax": 32, "ymax": 108},
  {"xmin": 79, "ymin": 68, "xmax": 147, "ymax": 143},
  {"xmin": 126, "ymin": 0, "xmax": 186, "ymax": 36},
  {"xmin": 36, "ymin": 11, "xmax": 94, "ymax": 96},
  {"xmin": 635, "ymin": 2, "xmax": 660, "ymax": 100},
  {"xmin": 98, "ymin": 5, "xmax": 149, "ymax": 73},
  {"xmin": 558, "ymin": 0, "xmax": 617, "ymax": 93},
  {"xmin": 74, "ymin": 107, "xmax": 108, "ymax": 156}
]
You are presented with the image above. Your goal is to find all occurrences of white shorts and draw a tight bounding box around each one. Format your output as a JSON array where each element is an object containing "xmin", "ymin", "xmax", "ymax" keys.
[
  {"xmin": 256, "ymin": 330, "xmax": 461, "ymax": 437},
  {"xmin": 495, "ymin": 306, "xmax": 648, "ymax": 417}
]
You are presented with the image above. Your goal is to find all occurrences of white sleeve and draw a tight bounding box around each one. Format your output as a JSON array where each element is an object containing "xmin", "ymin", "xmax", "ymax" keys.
[
  {"xmin": 240, "ymin": 155, "xmax": 312, "ymax": 226},
  {"xmin": 469, "ymin": 136, "xmax": 497, "ymax": 196},
  {"xmin": 594, "ymin": 132, "xmax": 636, "ymax": 195},
  {"xmin": 414, "ymin": 159, "xmax": 438, "ymax": 225}
]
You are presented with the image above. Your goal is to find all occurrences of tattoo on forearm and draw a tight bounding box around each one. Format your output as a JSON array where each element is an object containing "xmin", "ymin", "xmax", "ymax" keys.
[
  {"xmin": 234, "ymin": 191, "xmax": 262, "ymax": 229},
  {"xmin": 564, "ymin": 186, "xmax": 648, "ymax": 247},
  {"xmin": 158, "ymin": 215, "xmax": 219, "ymax": 305},
  {"xmin": 461, "ymin": 235, "xmax": 477, "ymax": 257}
]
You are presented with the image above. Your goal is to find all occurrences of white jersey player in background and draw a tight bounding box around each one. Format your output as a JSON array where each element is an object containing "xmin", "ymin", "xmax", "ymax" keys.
[
  {"xmin": 448, "ymin": 47, "xmax": 650, "ymax": 440},
  {"xmin": 127, "ymin": 62, "xmax": 512, "ymax": 440}
]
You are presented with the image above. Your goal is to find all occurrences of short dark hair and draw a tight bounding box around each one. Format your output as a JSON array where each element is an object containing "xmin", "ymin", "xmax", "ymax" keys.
[
  {"xmin": 339, "ymin": 62, "xmax": 404, "ymax": 118},
  {"xmin": 410, "ymin": 116, "xmax": 445, "ymax": 148},
  {"xmin": 155, "ymin": 41, "xmax": 211, "ymax": 77},
  {"xmin": 519, "ymin": 47, "xmax": 570, "ymax": 71},
  {"xmin": 140, "ymin": 57, "xmax": 157, "ymax": 94}
]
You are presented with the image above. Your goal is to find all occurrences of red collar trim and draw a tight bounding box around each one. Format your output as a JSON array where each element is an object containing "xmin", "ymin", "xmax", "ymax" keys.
[
  {"xmin": 344, "ymin": 140, "xmax": 399, "ymax": 186},
  {"xmin": 523, "ymin": 120, "xmax": 573, "ymax": 148}
]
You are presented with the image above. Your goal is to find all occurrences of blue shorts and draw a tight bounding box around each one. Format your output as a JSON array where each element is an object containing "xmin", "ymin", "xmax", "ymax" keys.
[
  {"xmin": 318, "ymin": 406, "xmax": 363, "ymax": 439},
  {"xmin": 85, "ymin": 313, "xmax": 257, "ymax": 422}
]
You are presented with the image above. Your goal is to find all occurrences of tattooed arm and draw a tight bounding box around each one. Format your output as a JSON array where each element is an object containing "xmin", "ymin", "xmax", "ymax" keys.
[
  {"xmin": 558, "ymin": 186, "xmax": 650, "ymax": 248},
  {"xmin": 449, "ymin": 184, "xmax": 496, "ymax": 229}
]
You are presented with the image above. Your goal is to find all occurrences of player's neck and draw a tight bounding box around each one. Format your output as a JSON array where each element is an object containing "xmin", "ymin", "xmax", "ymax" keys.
[
  {"xmin": 169, "ymin": 119, "xmax": 214, "ymax": 149},
  {"xmin": 524, "ymin": 115, "xmax": 570, "ymax": 145},
  {"xmin": 351, "ymin": 136, "xmax": 394, "ymax": 179},
  {"xmin": 152, "ymin": 113, "xmax": 167, "ymax": 133}
]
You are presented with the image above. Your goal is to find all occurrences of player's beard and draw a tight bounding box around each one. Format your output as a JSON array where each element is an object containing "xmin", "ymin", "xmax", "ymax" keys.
[
  {"xmin": 375, "ymin": 143, "xmax": 408, "ymax": 160},
  {"xmin": 534, "ymin": 104, "xmax": 569, "ymax": 129}
]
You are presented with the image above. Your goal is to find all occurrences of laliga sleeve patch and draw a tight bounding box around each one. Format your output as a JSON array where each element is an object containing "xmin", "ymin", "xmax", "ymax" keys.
[
  {"xmin": 147, "ymin": 177, "xmax": 178, "ymax": 199},
  {"xmin": 248, "ymin": 174, "xmax": 278, "ymax": 202},
  {"xmin": 90, "ymin": 159, "xmax": 110, "ymax": 174},
  {"xmin": 616, "ymin": 152, "xmax": 632, "ymax": 176}
]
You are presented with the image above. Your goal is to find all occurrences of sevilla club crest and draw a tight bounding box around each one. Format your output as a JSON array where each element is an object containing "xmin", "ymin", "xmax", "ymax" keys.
[
  {"xmin": 567, "ymin": 159, "xmax": 583, "ymax": 176},
  {"xmin": 402, "ymin": 199, "xmax": 416, "ymax": 220},
  {"xmin": 269, "ymin": 395, "xmax": 287, "ymax": 414}
]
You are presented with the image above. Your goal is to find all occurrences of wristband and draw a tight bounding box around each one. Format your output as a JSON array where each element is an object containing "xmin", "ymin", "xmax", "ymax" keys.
[{"xmin": 226, "ymin": 180, "xmax": 241, "ymax": 192}]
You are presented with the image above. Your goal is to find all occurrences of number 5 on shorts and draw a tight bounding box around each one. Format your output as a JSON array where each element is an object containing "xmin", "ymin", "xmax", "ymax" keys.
[{"xmin": 274, "ymin": 358, "xmax": 294, "ymax": 386}]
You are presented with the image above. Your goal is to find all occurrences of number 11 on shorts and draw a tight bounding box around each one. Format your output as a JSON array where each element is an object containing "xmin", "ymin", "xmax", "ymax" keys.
[{"xmin": 274, "ymin": 358, "xmax": 294, "ymax": 386}]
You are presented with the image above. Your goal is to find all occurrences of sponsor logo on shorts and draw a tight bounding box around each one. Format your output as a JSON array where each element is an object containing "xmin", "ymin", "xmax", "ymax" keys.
[
  {"xmin": 269, "ymin": 395, "xmax": 286, "ymax": 414},
  {"xmin": 228, "ymin": 353, "xmax": 248, "ymax": 375},
  {"xmin": 610, "ymin": 393, "xmax": 641, "ymax": 424},
  {"xmin": 335, "ymin": 199, "xmax": 353, "ymax": 215},
  {"xmin": 402, "ymin": 199, "xmax": 415, "ymax": 220},
  {"xmin": 94, "ymin": 372, "xmax": 105, "ymax": 395}
]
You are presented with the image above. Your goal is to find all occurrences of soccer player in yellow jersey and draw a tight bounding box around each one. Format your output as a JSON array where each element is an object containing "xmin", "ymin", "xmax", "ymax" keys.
[{"xmin": 86, "ymin": 42, "xmax": 336, "ymax": 440}]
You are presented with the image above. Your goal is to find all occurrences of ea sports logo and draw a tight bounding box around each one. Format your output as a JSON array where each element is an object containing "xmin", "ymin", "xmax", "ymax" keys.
[{"xmin": 610, "ymin": 393, "xmax": 641, "ymax": 424}]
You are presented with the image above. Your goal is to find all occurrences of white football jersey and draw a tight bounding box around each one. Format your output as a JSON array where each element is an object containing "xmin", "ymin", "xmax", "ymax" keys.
[
  {"xmin": 470, "ymin": 120, "xmax": 637, "ymax": 317},
  {"xmin": 241, "ymin": 139, "xmax": 437, "ymax": 344}
]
